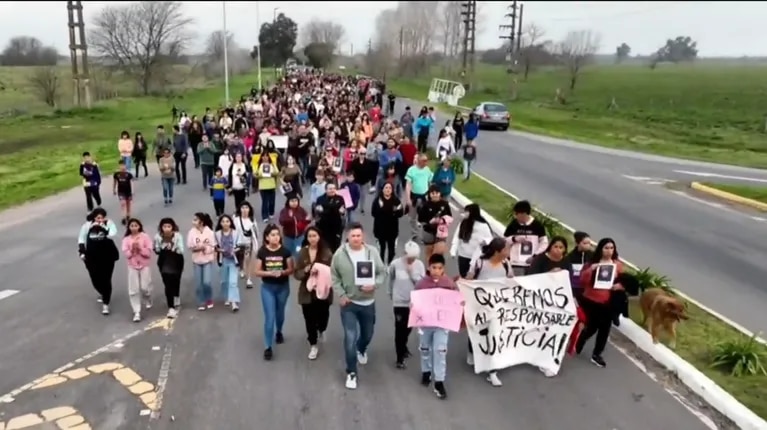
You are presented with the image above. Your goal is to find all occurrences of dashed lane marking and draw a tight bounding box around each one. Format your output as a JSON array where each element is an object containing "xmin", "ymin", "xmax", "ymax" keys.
[{"xmin": 0, "ymin": 290, "xmax": 19, "ymax": 302}]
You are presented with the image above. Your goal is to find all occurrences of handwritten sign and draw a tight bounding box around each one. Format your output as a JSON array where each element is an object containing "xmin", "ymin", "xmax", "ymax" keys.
[
  {"xmin": 408, "ymin": 288, "xmax": 464, "ymax": 332},
  {"xmin": 459, "ymin": 271, "xmax": 577, "ymax": 375},
  {"xmin": 337, "ymin": 187, "xmax": 354, "ymax": 209},
  {"xmin": 271, "ymin": 135, "xmax": 289, "ymax": 150}
]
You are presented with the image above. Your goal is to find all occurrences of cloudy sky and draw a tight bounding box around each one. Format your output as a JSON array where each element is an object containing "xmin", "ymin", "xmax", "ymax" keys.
[{"xmin": 0, "ymin": 1, "xmax": 764, "ymax": 57}]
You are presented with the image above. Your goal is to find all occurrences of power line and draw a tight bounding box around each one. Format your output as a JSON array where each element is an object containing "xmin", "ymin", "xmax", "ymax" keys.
[{"xmin": 547, "ymin": 4, "xmax": 679, "ymax": 22}]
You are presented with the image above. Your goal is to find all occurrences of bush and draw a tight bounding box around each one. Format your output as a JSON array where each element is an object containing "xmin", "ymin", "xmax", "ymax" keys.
[
  {"xmin": 628, "ymin": 267, "xmax": 673, "ymax": 294},
  {"xmin": 710, "ymin": 334, "xmax": 767, "ymax": 377}
]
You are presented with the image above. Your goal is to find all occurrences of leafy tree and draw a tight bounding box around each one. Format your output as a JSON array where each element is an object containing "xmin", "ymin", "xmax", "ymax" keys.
[
  {"xmin": 258, "ymin": 13, "xmax": 298, "ymax": 67},
  {"xmin": 1, "ymin": 36, "xmax": 59, "ymax": 66},
  {"xmin": 615, "ymin": 43, "xmax": 631, "ymax": 63},
  {"xmin": 650, "ymin": 36, "xmax": 698, "ymax": 68},
  {"xmin": 303, "ymin": 42, "xmax": 334, "ymax": 69}
]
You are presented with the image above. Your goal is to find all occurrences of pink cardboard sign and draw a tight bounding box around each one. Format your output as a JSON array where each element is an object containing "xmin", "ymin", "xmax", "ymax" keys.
[{"xmin": 408, "ymin": 288, "xmax": 464, "ymax": 332}]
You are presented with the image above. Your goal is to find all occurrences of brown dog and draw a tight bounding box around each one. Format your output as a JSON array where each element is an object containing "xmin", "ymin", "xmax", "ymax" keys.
[{"xmin": 640, "ymin": 288, "xmax": 689, "ymax": 348}]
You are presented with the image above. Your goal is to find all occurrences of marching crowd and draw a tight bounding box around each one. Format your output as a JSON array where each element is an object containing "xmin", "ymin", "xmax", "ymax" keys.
[{"xmin": 76, "ymin": 71, "xmax": 628, "ymax": 398}]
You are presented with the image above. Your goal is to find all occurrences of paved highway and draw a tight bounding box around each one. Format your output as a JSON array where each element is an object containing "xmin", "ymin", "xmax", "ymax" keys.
[
  {"xmin": 406, "ymin": 101, "xmax": 767, "ymax": 335},
  {"xmin": 0, "ymin": 170, "xmax": 716, "ymax": 429}
]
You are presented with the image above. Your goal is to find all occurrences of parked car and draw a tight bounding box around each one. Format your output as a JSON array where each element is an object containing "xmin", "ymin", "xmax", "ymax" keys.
[{"xmin": 473, "ymin": 102, "xmax": 510, "ymax": 131}]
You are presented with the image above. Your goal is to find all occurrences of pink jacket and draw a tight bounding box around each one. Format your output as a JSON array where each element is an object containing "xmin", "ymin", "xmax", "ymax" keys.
[
  {"xmin": 306, "ymin": 263, "xmax": 332, "ymax": 300},
  {"xmin": 121, "ymin": 233, "xmax": 153, "ymax": 269},
  {"xmin": 187, "ymin": 227, "xmax": 217, "ymax": 264}
]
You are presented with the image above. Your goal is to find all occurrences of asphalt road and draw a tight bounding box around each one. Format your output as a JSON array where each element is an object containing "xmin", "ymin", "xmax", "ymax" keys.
[
  {"xmin": 401, "ymin": 100, "xmax": 767, "ymax": 335},
  {"xmin": 0, "ymin": 168, "xmax": 716, "ymax": 429}
]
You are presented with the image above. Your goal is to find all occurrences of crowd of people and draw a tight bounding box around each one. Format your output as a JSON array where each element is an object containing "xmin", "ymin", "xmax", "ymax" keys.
[{"xmin": 76, "ymin": 70, "xmax": 629, "ymax": 399}]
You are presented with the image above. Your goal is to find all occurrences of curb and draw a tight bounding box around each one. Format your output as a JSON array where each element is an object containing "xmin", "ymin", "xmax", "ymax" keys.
[
  {"xmin": 691, "ymin": 181, "xmax": 767, "ymax": 212},
  {"xmin": 449, "ymin": 187, "xmax": 767, "ymax": 430}
]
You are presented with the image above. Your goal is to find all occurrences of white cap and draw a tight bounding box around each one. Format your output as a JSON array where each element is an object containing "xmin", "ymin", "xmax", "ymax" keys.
[{"xmin": 404, "ymin": 241, "xmax": 420, "ymax": 258}]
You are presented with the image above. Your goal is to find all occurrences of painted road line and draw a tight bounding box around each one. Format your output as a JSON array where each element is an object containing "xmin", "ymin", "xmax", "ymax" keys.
[
  {"xmin": 0, "ymin": 289, "xmax": 19, "ymax": 301},
  {"xmin": 148, "ymin": 316, "xmax": 177, "ymax": 421},
  {"xmin": 0, "ymin": 317, "xmax": 169, "ymax": 404},
  {"xmin": 674, "ymin": 170, "xmax": 767, "ymax": 184},
  {"xmin": 0, "ymin": 406, "xmax": 92, "ymax": 430},
  {"xmin": 750, "ymin": 216, "xmax": 766, "ymax": 222}
]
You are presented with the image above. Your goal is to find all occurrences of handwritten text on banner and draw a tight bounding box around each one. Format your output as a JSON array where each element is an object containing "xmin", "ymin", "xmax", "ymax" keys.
[{"xmin": 408, "ymin": 288, "xmax": 464, "ymax": 332}]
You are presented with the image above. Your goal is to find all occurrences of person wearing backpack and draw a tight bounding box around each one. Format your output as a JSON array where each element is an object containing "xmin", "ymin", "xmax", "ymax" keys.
[
  {"xmin": 153, "ymin": 125, "xmax": 173, "ymax": 164},
  {"xmin": 465, "ymin": 237, "xmax": 512, "ymax": 387}
]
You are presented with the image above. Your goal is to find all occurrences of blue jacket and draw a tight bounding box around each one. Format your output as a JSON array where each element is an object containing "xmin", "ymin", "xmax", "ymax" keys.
[
  {"xmin": 432, "ymin": 166, "xmax": 456, "ymax": 197},
  {"xmin": 412, "ymin": 117, "xmax": 433, "ymax": 137},
  {"xmin": 465, "ymin": 120, "xmax": 479, "ymax": 140},
  {"xmin": 79, "ymin": 162, "xmax": 102, "ymax": 187},
  {"xmin": 341, "ymin": 181, "xmax": 361, "ymax": 211},
  {"xmin": 378, "ymin": 149, "xmax": 403, "ymax": 171}
]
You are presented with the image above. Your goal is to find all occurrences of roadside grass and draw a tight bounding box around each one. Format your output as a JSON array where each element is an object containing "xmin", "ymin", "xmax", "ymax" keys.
[
  {"xmin": 452, "ymin": 173, "xmax": 767, "ymax": 419},
  {"xmin": 387, "ymin": 63, "xmax": 767, "ymax": 168},
  {"xmin": 0, "ymin": 71, "xmax": 258, "ymax": 210},
  {"xmin": 701, "ymin": 182, "xmax": 767, "ymax": 205}
]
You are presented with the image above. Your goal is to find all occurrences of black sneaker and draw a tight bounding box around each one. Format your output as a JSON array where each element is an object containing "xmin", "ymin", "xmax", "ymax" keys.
[
  {"xmin": 433, "ymin": 381, "xmax": 447, "ymax": 399},
  {"xmin": 591, "ymin": 355, "xmax": 606, "ymax": 368},
  {"xmin": 121, "ymin": 218, "xmax": 127, "ymax": 225},
  {"xmin": 395, "ymin": 361, "xmax": 406, "ymax": 369},
  {"xmin": 275, "ymin": 332, "xmax": 285, "ymax": 344},
  {"xmin": 575, "ymin": 339, "xmax": 585, "ymax": 355},
  {"xmin": 421, "ymin": 371, "xmax": 432, "ymax": 386},
  {"xmin": 263, "ymin": 348, "xmax": 273, "ymax": 360}
]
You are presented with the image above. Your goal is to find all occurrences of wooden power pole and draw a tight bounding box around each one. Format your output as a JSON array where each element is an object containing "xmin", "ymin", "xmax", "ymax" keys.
[
  {"xmin": 460, "ymin": 0, "xmax": 478, "ymax": 89},
  {"xmin": 67, "ymin": 0, "xmax": 91, "ymax": 108}
]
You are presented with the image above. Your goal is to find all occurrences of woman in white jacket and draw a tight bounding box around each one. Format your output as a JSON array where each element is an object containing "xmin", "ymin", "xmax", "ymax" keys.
[
  {"xmin": 233, "ymin": 201, "xmax": 258, "ymax": 288},
  {"xmin": 436, "ymin": 128, "xmax": 456, "ymax": 161},
  {"xmin": 450, "ymin": 203, "xmax": 494, "ymax": 277}
]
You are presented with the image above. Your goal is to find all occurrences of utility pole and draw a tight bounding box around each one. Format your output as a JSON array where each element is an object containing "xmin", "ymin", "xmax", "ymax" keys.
[
  {"xmin": 66, "ymin": 0, "xmax": 91, "ymax": 108},
  {"xmin": 222, "ymin": 1, "xmax": 230, "ymax": 105},
  {"xmin": 460, "ymin": 0, "xmax": 477, "ymax": 89},
  {"xmin": 516, "ymin": 3, "xmax": 524, "ymax": 53},
  {"xmin": 499, "ymin": 0, "xmax": 520, "ymax": 98},
  {"xmin": 398, "ymin": 26, "xmax": 404, "ymax": 62}
]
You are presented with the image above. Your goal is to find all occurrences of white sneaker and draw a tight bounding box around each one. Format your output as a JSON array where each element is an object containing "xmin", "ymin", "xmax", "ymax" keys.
[
  {"xmin": 486, "ymin": 372, "xmax": 502, "ymax": 387},
  {"xmin": 144, "ymin": 297, "xmax": 153, "ymax": 309},
  {"xmin": 224, "ymin": 301, "xmax": 230, "ymax": 306},
  {"xmin": 101, "ymin": 305, "xmax": 110, "ymax": 315},
  {"xmin": 231, "ymin": 302, "xmax": 239, "ymax": 312},
  {"xmin": 167, "ymin": 308, "xmax": 178, "ymax": 319},
  {"xmin": 246, "ymin": 279, "xmax": 253, "ymax": 288},
  {"xmin": 317, "ymin": 331, "xmax": 325, "ymax": 343},
  {"xmin": 345, "ymin": 373, "xmax": 358, "ymax": 389},
  {"xmin": 539, "ymin": 367, "xmax": 557, "ymax": 378},
  {"xmin": 174, "ymin": 296, "xmax": 181, "ymax": 308},
  {"xmin": 357, "ymin": 351, "xmax": 368, "ymax": 365},
  {"xmin": 368, "ymin": 186, "xmax": 376, "ymax": 194},
  {"xmin": 466, "ymin": 352, "xmax": 474, "ymax": 366},
  {"xmin": 132, "ymin": 312, "xmax": 141, "ymax": 322},
  {"xmin": 96, "ymin": 296, "xmax": 103, "ymax": 303},
  {"xmin": 308, "ymin": 346, "xmax": 319, "ymax": 360},
  {"xmin": 239, "ymin": 271, "xmax": 245, "ymax": 279}
]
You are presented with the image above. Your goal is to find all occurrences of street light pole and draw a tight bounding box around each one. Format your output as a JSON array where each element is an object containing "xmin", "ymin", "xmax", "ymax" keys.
[
  {"xmin": 256, "ymin": 3, "xmax": 262, "ymax": 90},
  {"xmin": 273, "ymin": 7, "xmax": 279, "ymax": 22},
  {"xmin": 222, "ymin": 1, "xmax": 230, "ymax": 105}
]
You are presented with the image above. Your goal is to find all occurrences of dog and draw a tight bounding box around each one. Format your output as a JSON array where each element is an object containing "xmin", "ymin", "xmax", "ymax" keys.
[{"xmin": 640, "ymin": 288, "xmax": 689, "ymax": 348}]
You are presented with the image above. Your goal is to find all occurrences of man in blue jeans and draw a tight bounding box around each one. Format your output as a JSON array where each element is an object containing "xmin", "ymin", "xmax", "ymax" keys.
[{"xmin": 330, "ymin": 222, "xmax": 388, "ymax": 390}]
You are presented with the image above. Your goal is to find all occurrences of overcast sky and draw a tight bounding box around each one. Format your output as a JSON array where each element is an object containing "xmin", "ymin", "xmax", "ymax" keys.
[{"xmin": 0, "ymin": 1, "xmax": 764, "ymax": 57}]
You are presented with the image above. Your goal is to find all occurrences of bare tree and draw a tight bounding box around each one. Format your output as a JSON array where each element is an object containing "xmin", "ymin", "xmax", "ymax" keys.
[
  {"xmin": 88, "ymin": 1, "xmax": 193, "ymax": 95},
  {"xmin": 397, "ymin": 1, "xmax": 440, "ymax": 76},
  {"xmin": 556, "ymin": 30, "xmax": 600, "ymax": 91},
  {"xmin": 300, "ymin": 19, "xmax": 345, "ymax": 51},
  {"xmin": 27, "ymin": 66, "xmax": 60, "ymax": 107},
  {"xmin": 205, "ymin": 30, "xmax": 235, "ymax": 61},
  {"xmin": 518, "ymin": 23, "xmax": 549, "ymax": 80},
  {"xmin": 436, "ymin": 1, "xmax": 463, "ymax": 77}
]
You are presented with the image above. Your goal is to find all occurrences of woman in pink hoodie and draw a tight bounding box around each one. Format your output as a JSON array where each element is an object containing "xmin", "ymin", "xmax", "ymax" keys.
[
  {"xmin": 121, "ymin": 218, "xmax": 154, "ymax": 322},
  {"xmin": 187, "ymin": 212, "xmax": 217, "ymax": 311}
]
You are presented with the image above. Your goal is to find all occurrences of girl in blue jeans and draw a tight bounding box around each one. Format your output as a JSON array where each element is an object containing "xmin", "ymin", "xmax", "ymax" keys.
[
  {"xmin": 215, "ymin": 215, "xmax": 243, "ymax": 313},
  {"xmin": 254, "ymin": 224, "xmax": 294, "ymax": 360}
]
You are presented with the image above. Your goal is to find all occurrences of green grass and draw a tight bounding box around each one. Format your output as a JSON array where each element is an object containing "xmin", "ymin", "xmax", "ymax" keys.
[
  {"xmin": 702, "ymin": 182, "xmax": 767, "ymax": 204},
  {"xmin": 0, "ymin": 70, "xmax": 258, "ymax": 210},
  {"xmin": 388, "ymin": 63, "xmax": 767, "ymax": 168},
  {"xmin": 450, "ymin": 173, "xmax": 767, "ymax": 419}
]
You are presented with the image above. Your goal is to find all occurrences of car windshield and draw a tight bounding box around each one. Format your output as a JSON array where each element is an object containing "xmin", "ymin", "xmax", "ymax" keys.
[{"xmin": 485, "ymin": 104, "xmax": 506, "ymax": 113}]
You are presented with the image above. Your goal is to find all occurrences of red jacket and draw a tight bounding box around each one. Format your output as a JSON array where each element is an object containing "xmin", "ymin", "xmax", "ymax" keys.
[
  {"xmin": 579, "ymin": 260, "xmax": 624, "ymax": 304},
  {"xmin": 278, "ymin": 207, "xmax": 310, "ymax": 238},
  {"xmin": 399, "ymin": 142, "xmax": 417, "ymax": 168}
]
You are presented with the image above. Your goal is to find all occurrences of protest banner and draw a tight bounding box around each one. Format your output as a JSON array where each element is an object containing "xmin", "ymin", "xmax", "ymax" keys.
[
  {"xmin": 458, "ymin": 271, "xmax": 578, "ymax": 375},
  {"xmin": 407, "ymin": 288, "xmax": 464, "ymax": 332}
]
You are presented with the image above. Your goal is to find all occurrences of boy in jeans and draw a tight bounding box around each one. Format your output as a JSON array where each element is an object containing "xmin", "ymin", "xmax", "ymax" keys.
[
  {"xmin": 388, "ymin": 241, "xmax": 426, "ymax": 368},
  {"xmin": 80, "ymin": 151, "xmax": 102, "ymax": 212},
  {"xmin": 210, "ymin": 167, "xmax": 228, "ymax": 216},
  {"xmin": 414, "ymin": 253, "xmax": 457, "ymax": 399}
]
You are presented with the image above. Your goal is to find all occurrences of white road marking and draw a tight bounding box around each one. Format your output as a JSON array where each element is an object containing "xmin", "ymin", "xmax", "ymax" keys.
[
  {"xmin": 622, "ymin": 175, "xmax": 675, "ymax": 186},
  {"xmin": 622, "ymin": 175, "xmax": 654, "ymax": 181},
  {"xmin": 0, "ymin": 289, "xmax": 19, "ymax": 301},
  {"xmin": 668, "ymin": 190, "xmax": 726, "ymax": 209},
  {"xmin": 674, "ymin": 170, "xmax": 767, "ymax": 184},
  {"xmin": 750, "ymin": 216, "xmax": 766, "ymax": 222}
]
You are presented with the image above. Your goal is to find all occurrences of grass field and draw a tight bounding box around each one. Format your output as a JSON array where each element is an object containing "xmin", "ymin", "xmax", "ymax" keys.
[
  {"xmin": 388, "ymin": 63, "xmax": 767, "ymax": 168},
  {"xmin": 451, "ymin": 172, "xmax": 767, "ymax": 420},
  {"xmin": 702, "ymin": 182, "xmax": 767, "ymax": 205},
  {"xmin": 0, "ymin": 66, "xmax": 257, "ymax": 210}
]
